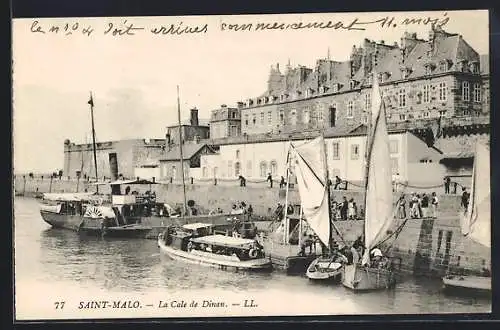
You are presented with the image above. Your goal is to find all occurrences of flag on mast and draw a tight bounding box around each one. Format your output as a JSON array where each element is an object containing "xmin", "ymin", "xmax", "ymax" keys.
[{"xmin": 88, "ymin": 93, "xmax": 94, "ymax": 107}]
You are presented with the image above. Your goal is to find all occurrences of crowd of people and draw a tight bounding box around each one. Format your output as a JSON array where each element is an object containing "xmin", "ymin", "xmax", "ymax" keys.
[
  {"xmin": 331, "ymin": 196, "xmax": 359, "ymax": 220},
  {"xmin": 396, "ymin": 192, "xmax": 440, "ymax": 219}
]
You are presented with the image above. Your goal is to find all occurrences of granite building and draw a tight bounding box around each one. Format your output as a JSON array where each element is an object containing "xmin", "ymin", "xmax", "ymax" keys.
[{"xmin": 236, "ymin": 26, "xmax": 487, "ymax": 137}]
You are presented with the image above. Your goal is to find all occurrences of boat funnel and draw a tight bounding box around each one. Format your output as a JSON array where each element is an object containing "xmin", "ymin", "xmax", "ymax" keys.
[{"xmin": 109, "ymin": 153, "xmax": 121, "ymax": 195}]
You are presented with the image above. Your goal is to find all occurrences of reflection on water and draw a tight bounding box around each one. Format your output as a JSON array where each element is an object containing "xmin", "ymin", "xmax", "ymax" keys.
[{"xmin": 14, "ymin": 197, "xmax": 490, "ymax": 315}]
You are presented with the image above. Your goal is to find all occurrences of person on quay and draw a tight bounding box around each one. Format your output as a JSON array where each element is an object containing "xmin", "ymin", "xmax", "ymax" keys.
[
  {"xmin": 267, "ymin": 173, "xmax": 273, "ymax": 188},
  {"xmin": 340, "ymin": 196, "xmax": 348, "ymax": 221},
  {"xmin": 461, "ymin": 187, "xmax": 470, "ymax": 214},
  {"xmin": 397, "ymin": 193, "xmax": 406, "ymax": 219},
  {"xmin": 444, "ymin": 176, "xmax": 451, "ymax": 194},
  {"xmin": 431, "ymin": 192, "xmax": 439, "ymax": 218},
  {"xmin": 421, "ymin": 193, "xmax": 429, "ymax": 218},
  {"xmin": 334, "ymin": 175, "xmax": 342, "ymax": 190},
  {"xmin": 348, "ymin": 198, "xmax": 355, "ymax": 220}
]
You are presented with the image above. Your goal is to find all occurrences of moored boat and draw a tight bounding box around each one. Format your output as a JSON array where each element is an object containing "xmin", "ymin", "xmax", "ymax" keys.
[
  {"xmin": 158, "ymin": 223, "xmax": 272, "ymax": 271},
  {"xmin": 287, "ymin": 136, "xmax": 348, "ymax": 282},
  {"xmin": 306, "ymin": 257, "xmax": 343, "ymax": 282},
  {"xmin": 341, "ymin": 72, "xmax": 404, "ymax": 292},
  {"xmin": 442, "ymin": 141, "xmax": 491, "ymax": 297}
]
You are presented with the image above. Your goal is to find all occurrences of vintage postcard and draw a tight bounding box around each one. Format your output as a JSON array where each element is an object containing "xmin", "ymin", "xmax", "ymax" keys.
[{"xmin": 13, "ymin": 9, "xmax": 491, "ymax": 320}]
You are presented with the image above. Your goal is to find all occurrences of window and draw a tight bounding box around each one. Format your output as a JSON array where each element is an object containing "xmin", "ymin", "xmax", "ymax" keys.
[
  {"xmin": 260, "ymin": 112, "xmax": 264, "ymax": 124},
  {"xmin": 439, "ymin": 82, "xmax": 447, "ymax": 101},
  {"xmin": 252, "ymin": 114, "xmax": 256, "ymax": 125},
  {"xmin": 279, "ymin": 111, "xmax": 284, "ymax": 123},
  {"xmin": 474, "ymin": 83, "xmax": 481, "ymax": 102},
  {"xmin": 303, "ymin": 110, "xmax": 310, "ymax": 124},
  {"xmin": 267, "ymin": 111, "xmax": 272, "ymax": 123},
  {"xmin": 236, "ymin": 150, "xmax": 240, "ymax": 159},
  {"xmin": 391, "ymin": 157, "xmax": 399, "ymax": 174},
  {"xmin": 244, "ymin": 114, "xmax": 249, "ymax": 126},
  {"xmin": 347, "ymin": 101, "xmax": 354, "ymax": 118},
  {"xmin": 462, "ymin": 81, "xmax": 470, "ymax": 101},
  {"xmin": 440, "ymin": 62, "xmax": 448, "ymax": 72},
  {"xmin": 364, "ymin": 93, "xmax": 371, "ymax": 110},
  {"xmin": 351, "ymin": 144, "xmax": 359, "ymax": 160},
  {"xmin": 332, "ymin": 84, "xmax": 338, "ymax": 93},
  {"xmin": 424, "ymin": 65, "xmax": 432, "ymax": 75},
  {"xmin": 350, "ymin": 80, "xmax": 356, "ymax": 89},
  {"xmin": 329, "ymin": 105, "xmax": 337, "ymax": 127},
  {"xmin": 399, "ymin": 114, "xmax": 406, "ymax": 121},
  {"xmin": 213, "ymin": 166, "xmax": 218, "ymax": 178},
  {"xmin": 172, "ymin": 165, "xmax": 177, "ymax": 179},
  {"xmin": 423, "ymin": 85, "xmax": 431, "ymax": 103},
  {"xmin": 227, "ymin": 160, "xmax": 233, "ymax": 178},
  {"xmin": 290, "ymin": 111, "xmax": 297, "ymax": 125},
  {"xmin": 389, "ymin": 140, "xmax": 399, "ymax": 154},
  {"xmin": 398, "ymin": 88, "xmax": 407, "ymax": 107},
  {"xmin": 259, "ymin": 161, "xmax": 267, "ymax": 177},
  {"xmin": 332, "ymin": 142, "xmax": 340, "ymax": 159},
  {"xmin": 246, "ymin": 160, "xmax": 252, "ymax": 177},
  {"xmin": 423, "ymin": 111, "xmax": 430, "ymax": 118},
  {"xmin": 235, "ymin": 162, "xmax": 241, "ymax": 176},
  {"xmin": 318, "ymin": 109, "xmax": 324, "ymax": 123},
  {"xmin": 270, "ymin": 160, "xmax": 278, "ymax": 176},
  {"xmin": 232, "ymin": 111, "xmax": 236, "ymax": 119},
  {"xmin": 202, "ymin": 167, "xmax": 208, "ymax": 178}
]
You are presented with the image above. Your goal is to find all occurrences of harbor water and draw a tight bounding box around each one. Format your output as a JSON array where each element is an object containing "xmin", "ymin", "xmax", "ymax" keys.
[{"xmin": 14, "ymin": 197, "xmax": 490, "ymax": 319}]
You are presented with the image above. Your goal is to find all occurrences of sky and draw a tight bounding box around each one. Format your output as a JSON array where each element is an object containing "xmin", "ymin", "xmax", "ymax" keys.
[{"xmin": 12, "ymin": 10, "xmax": 489, "ymax": 173}]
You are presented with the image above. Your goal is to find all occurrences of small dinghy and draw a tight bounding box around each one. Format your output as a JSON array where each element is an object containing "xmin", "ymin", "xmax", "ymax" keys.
[{"xmin": 306, "ymin": 257, "xmax": 343, "ymax": 282}]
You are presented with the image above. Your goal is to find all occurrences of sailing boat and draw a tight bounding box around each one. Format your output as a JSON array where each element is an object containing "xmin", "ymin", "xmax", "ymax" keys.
[
  {"xmin": 288, "ymin": 136, "xmax": 345, "ymax": 282},
  {"xmin": 341, "ymin": 73, "xmax": 402, "ymax": 291},
  {"xmin": 442, "ymin": 141, "xmax": 491, "ymax": 296},
  {"xmin": 157, "ymin": 87, "xmax": 268, "ymax": 270}
]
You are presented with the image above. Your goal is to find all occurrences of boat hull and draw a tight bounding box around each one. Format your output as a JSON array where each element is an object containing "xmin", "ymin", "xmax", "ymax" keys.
[
  {"xmin": 342, "ymin": 264, "xmax": 396, "ymax": 291},
  {"xmin": 306, "ymin": 258, "xmax": 343, "ymax": 282},
  {"xmin": 40, "ymin": 210, "xmax": 243, "ymax": 239},
  {"xmin": 40, "ymin": 210, "xmax": 83, "ymax": 230},
  {"xmin": 442, "ymin": 275, "xmax": 491, "ymax": 298},
  {"xmin": 158, "ymin": 238, "xmax": 273, "ymax": 272}
]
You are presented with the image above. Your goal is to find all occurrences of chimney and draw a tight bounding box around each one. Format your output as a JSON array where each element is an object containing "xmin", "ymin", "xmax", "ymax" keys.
[
  {"xmin": 190, "ymin": 108, "xmax": 199, "ymax": 126},
  {"xmin": 108, "ymin": 153, "xmax": 121, "ymax": 195}
]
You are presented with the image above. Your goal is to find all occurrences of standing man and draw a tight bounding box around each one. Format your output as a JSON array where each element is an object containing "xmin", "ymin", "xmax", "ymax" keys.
[
  {"xmin": 444, "ymin": 176, "xmax": 451, "ymax": 194},
  {"xmin": 267, "ymin": 173, "xmax": 273, "ymax": 188},
  {"xmin": 461, "ymin": 187, "xmax": 470, "ymax": 214},
  {"xmin": 431, "ymin": 192, "xmax": 439, "ymax": 218},
  {"xmin": 341, "ymin": 196, "xmax": 348, "ymax": 221}
]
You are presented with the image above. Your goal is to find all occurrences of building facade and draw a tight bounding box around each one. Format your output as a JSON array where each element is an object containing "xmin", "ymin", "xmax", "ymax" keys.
[
  {"xmin": 235, "ymin": 26, "xmax": 486, "ymax": 137},
  {"xmin": 195, "ymin": 129, "xmax": 444, "ymax": 186},
  {"xmin": 63, "ymin": 138, "xmax": 166, "ymax": 179},
  {"xmin": 209, "ymin": 104, "xmax": 243, "ymax": 139},
  {"xmin": 158, "ymin": 143, "xmax": 216, "ymax": 182},
  {"xmin": 166, "ymin": 108, "xmax": 210, "ymax": 144}
]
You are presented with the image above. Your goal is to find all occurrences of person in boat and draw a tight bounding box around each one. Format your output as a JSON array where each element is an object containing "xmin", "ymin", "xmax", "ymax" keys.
[
  {"xmin": 274, "ymin": 203, "xmax": 284, "ymax": 220},
  {"xmin": 301, "ymin": 234, "xmax": 314, "ymax": 255},
  {"xmin": 340, "ymin": 196, "xmax": 348, "ymax": 221},
  {"xmin": 348, "ymin": 198, "xmax": 355, "ymax": 220}
]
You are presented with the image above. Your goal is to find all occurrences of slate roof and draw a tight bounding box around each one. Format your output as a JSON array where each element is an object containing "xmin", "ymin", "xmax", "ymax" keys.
[{"xmin": 253, "ymin": 27, "xmax": 481, "ymax": 100}]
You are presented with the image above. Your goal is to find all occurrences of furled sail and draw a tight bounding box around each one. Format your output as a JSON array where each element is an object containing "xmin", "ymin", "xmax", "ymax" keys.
[
  {"xmin": 361, "ymin": 75, "xmax": 395, "ymax": 265},
  {"xmin": 462, "ymin": 141, "xmax": 490, "ymax": 248},
  {"xmin": 290, "ymin": 137, "xmax": 330, "ymax": 246}
]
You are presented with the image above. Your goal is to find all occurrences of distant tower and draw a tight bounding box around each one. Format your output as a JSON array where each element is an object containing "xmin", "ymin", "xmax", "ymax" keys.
[{"xmin": 267, "ymin": 63, "xmax": 283, "ymax": 93}]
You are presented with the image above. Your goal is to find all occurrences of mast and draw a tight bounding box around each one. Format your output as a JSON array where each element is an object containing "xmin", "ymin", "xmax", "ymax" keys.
[
  {"xmin": 88, "ymin": 92, "xmax": 99, "ymax": 193},
  {"xmin": 283, "ymin": 141, "xmax": 291, "ymax": 245},
  {"xmin": 177, "ymin": 85, "xmax": 188, "ymax": 216},
  {"xmin": 321, "ymin": 132, "xmax": 333, "ymax": 249}
]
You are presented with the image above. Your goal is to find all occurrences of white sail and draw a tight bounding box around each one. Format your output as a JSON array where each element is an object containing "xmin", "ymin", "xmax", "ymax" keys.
[
  {"xmin": 462, "ymin": 141, "xmax": 490, "ymax": 248},
  {"xmin": 290, "ymin": 137, "xmax": 330, "ymax": 246},
  {"xmin": 361, "ymin": 75, "xmax": 395, "ymax": 265}
]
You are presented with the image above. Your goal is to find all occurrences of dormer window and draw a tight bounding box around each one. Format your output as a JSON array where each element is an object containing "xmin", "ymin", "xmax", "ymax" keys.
[
  {"xmin": 257, "ymin": 99, "xmax": 262, "ymax": 105},
  {"xmin": 439, "ymin": 60, "xmax": 450, "ymax": 72},
  {"xmin": 470, "ymin": 61, "xmax": 479, "ymax": 74},
  {"xmin": 424, "ymin": 62, "xmax": 435, "ymax": 75},
  {"xmin": 401, "ymin": 67, "xmax": 412, "ymax": 79},
  {"xmin": 350, "ymin": 80, "xmax": 357, "ymax": 89},
  {"xmin": 322, "ymin": 86, "xmax": 329, "ymax": 94},
  {"xmin": 332, "ymin": 83, "xmax": 339, "ymax": 93},
  {"xmin": 248, "ymin": 99, "xmax": 254, "ymax": 106}
]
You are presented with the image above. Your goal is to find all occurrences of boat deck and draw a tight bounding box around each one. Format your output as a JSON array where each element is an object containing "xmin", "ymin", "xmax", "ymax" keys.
[{"xmin": 261, "ymin": 239, "xmax": 320, "ymax": 274}]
